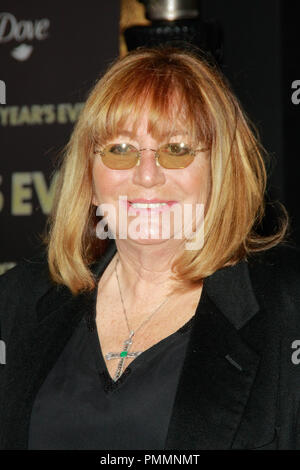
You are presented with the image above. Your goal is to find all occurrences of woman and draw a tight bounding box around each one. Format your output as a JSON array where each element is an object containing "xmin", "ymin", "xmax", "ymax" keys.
[{"xmin": 0, "ymin": 45, "xmax": 300, "ymax": 450}]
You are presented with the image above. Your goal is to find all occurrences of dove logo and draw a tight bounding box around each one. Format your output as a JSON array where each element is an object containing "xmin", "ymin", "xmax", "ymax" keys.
[
  {"xmin": 0, "ymin": 12, "xmax": 50, "ymax": 61},
  {"xmin": 0, "ymin": 80, "xmax": 5, "ymax": 104},
  {"xmin": 11, "ymin": 44, "xmax": 33, "ymax": 61}
]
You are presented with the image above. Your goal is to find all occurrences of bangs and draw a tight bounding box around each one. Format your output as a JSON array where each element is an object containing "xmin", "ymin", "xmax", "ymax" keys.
[{"xmin": 90, "ymin": 63, "xmax": 214, "ymax": 148}]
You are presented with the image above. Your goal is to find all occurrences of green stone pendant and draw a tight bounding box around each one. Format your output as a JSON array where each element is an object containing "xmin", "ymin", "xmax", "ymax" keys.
[{"xmin": 105, "ymin": 332, "xmax": 143, "ymax": 382}]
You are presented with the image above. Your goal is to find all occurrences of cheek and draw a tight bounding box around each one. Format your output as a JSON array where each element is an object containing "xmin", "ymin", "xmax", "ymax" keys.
[
  {"xmin": 92, "ymin": 163, "xmax": 111, "ymax": 205},
  {"xmin": 92, "ymin": 162, "xmax": 129, "ymax": 204},
  {"xmin": 184, "ymin": 160, "xmax": 211, "ymax": 201}
]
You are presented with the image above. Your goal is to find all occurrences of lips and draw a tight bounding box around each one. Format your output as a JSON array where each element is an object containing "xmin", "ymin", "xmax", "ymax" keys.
[{"xmin": 125, "ymin": 199, "xmax": 179, "ymax": 213}]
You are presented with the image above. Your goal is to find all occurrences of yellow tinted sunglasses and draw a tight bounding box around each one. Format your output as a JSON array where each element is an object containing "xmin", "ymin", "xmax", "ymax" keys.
[{"xmin": 94, "ymin": 142, "xmax": 209, "ymax": 169}]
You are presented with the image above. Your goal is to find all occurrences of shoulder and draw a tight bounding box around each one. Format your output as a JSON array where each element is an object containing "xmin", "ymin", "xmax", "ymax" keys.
[
  {"xmin": 247, "ymin": 241, "xmax": 300, "ymax": 289},
  {"xmin": 0, "ymin": 249, "xmax": 51, "ymax": 296},
  {"xmin": 248, "ymin": 240, "xmax": 300, "ymax": 266},
  {"xmin": 0, "ymin": 249, "xmax": 52, "ymax": 340},
  {"xmin": 246, "ymin": 241, "xmax": 300, "ymax": 329}
]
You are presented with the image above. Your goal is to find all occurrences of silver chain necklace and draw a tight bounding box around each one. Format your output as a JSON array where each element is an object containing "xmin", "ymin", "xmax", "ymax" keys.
[{"xmin": 105, "ymin": 256, "xmax": 170, "ymax": 382}]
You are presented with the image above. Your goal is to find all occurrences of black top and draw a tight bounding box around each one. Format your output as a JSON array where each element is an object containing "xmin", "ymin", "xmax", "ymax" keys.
[{"xmin": 28, "ymin": 286, "xmax": 195, "ymax": 450}]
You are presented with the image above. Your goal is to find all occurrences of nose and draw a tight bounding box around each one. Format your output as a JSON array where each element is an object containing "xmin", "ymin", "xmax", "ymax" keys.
[{"xmin": 132, "ymin": 148, "xmax": 165, "ymax": 188}]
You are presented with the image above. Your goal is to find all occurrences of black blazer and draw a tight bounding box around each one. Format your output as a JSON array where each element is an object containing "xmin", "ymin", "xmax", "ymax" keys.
[{"xmin": 0, "ymin": 239, "xmax": 300, "ymax": 450}]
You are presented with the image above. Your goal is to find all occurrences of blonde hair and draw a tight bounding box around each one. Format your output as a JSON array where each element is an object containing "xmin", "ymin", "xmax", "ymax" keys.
[{"xmin": 46, "ymin": 45, "xmax": 289, "ymax": 294}]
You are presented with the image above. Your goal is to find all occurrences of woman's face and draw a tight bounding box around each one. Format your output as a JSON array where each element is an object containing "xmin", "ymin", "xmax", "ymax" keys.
[{"xmin": 92, "ymin": 111, "xmax": 211, "ymax": 248}]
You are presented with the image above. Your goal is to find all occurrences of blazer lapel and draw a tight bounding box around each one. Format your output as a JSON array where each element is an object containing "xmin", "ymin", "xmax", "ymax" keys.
[{"xmin": 165, "ymin": 260, "xmax": 261, "ymax": 450}]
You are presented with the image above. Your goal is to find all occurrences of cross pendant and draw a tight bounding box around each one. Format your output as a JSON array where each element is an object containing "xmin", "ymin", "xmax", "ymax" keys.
[{"xmin": 105, "ymin": 331, "xmax": 143, "ymax": 382}]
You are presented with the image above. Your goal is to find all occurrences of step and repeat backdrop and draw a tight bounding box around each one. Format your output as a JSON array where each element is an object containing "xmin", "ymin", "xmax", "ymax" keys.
[
  {"xmin": 1, "ymin": 1, "xmax": 300, "ymax": 276},
  {"xmin": 0, "ymin": 2, "xmax": 120, "ymax": 274}
]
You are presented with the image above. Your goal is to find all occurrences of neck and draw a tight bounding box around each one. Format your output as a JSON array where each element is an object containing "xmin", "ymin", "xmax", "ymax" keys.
[{"xmin": 114, "ymin": 239, "xmax": 187, "ymax": 300}]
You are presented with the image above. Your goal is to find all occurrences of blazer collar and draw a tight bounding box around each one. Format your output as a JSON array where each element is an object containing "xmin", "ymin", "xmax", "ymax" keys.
[{"xmin": 204, "ymin": 258, "xmax": 259, "ymax": 329}]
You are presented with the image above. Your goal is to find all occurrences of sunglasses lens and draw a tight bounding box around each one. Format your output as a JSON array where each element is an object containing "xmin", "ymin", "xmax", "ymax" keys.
[
  {"xmin": 101, "ymin": 144, "xmax": 138, "ymax": 169},
  {"xmin": 158, "ymin": 144, "xmax": 194, "ymax": 169}
]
